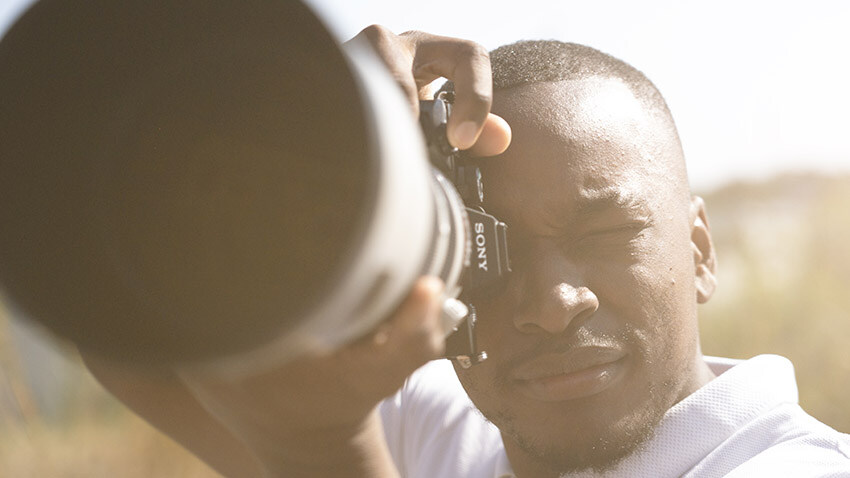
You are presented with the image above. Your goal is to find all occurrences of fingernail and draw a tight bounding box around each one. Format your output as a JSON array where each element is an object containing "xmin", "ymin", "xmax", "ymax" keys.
[
  {"xmin": 441, "ymin": 298, "xmax": 469, "ymax": 331},
  {"xmin": 450, "ymin": 121, "xmax": 478, "ymax": 150}
]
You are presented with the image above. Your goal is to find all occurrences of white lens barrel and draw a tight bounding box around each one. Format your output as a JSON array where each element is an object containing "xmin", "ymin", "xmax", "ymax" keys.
[
  {"xmin": 184, "ymin": 37, "xmax": 463, "ymax": 379},
  {"xmin": 423, "ymin": 170, "xmax": 470, "ymax": 301}
]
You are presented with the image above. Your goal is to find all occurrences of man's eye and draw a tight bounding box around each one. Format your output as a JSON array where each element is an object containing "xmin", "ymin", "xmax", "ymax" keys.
[
  {"xmin": 583, "ymin": 223, "xmax": 645, "ymax": 240},
  {"xmin": 572, "ymin": 223, "xmax": 650, "ymax": 252}
]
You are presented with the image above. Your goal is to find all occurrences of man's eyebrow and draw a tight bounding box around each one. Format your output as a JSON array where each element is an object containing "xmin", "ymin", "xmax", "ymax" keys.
[{"xmin": 573, "ymin": 188, "xmax": 652, "ymax": 221}]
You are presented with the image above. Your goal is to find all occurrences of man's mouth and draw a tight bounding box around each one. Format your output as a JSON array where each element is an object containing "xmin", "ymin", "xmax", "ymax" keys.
[{"xmin": 510, "ymin": 347, "xmax": 628, "ymax": 402}]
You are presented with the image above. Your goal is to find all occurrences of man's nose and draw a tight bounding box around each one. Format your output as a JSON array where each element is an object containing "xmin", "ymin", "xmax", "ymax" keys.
[{"xmin": 512, "ymin": 251, "xmax": 599, "ymax": 335}]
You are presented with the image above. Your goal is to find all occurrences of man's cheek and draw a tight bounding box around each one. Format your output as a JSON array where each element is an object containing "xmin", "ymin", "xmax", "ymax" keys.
[{"xmin": 593, "ymin": 263, "xmax": 656, "ymax": 310}]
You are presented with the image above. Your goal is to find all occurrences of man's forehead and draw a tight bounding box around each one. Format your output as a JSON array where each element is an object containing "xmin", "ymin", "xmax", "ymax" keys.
[
  {"xmin": 483, "ymin": 78, "xmax": 685, "ymax": 227},
  {"xmin": 486, "ymin": 79, "xmax": 656, "ymax": 190},
  {"xmin": 491, "ymin": 77, "xmax": 648, "ymax": 136},
  {"xmin": 484, "ymin": 170, "xmax": 652, "ymax": 232}
]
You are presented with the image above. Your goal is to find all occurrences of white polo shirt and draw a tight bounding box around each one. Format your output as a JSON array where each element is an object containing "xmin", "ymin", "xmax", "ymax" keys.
[{"xmin": 380, "ymin": 355, "xmax": 850, "ymax": 477}]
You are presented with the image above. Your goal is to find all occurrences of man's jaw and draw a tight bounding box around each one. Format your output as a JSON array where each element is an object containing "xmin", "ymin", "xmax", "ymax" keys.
[{"xmin": 495, "ymin": 378, "xmax": 666, "ymax": 478}]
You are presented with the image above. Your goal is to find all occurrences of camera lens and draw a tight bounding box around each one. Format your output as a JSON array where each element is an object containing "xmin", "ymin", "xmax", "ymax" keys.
[
  {"xmin": 0, "ymin": 1, "xmax": 373, "ymax": 366},
  {"xmin": 421, "ymin": 170, "xmax": 470, "ymax": 299},
  {"xmin": 0, "ymin": 0, "xmax": 477, "ymax": 376}
]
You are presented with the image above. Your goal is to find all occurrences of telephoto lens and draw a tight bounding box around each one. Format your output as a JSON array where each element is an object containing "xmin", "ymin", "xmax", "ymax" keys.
[{"xmin": 0, "ymin": 0, "xmax": 476, "ymax": 378}]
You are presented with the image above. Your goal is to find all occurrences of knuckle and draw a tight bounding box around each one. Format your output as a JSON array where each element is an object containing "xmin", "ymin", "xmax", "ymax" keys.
[
  {"xmin": 467, "ymin": 90, "xmax": 492, "ymax": 108},
  {"xmin": 455, "ymin": 40, "xmax": 490, "ymax": 64},
  {"xmin": 451, "ymin": 43, "xmax": 493, "ymax": 106},
  {"xmin": 399, "ymin": 30, "xmax": 424, "ymax": 40},
  {"xmin": 361, "ymin": 24, "xmax": 395, "ymax": 45},
  {"xmin": 458, "ymin": 89, "xmax": 492, "ymax": 114}
]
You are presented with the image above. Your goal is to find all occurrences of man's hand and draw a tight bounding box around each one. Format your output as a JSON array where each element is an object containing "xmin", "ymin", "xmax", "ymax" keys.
[
  {"xmin": 179, "ymin": 277, "xmax": 446, "ymax": 477},
  {"xmin": 85, "ymin": 278, "xmax": 446, "ymax": 478},
  {"xmin": 348, "ymin": 25, "xmax": 511, "ymax": 157}
]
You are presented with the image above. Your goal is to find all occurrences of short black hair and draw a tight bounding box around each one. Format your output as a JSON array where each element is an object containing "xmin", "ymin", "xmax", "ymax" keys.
[{"xmin": 489, "ymin": 40, "xmax": 674, "ymax": 126}]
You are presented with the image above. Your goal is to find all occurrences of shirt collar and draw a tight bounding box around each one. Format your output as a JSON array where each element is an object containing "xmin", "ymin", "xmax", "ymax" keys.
[{"xmin": 495, "ymin": 354, "xmax": 799, "ymax": 478}]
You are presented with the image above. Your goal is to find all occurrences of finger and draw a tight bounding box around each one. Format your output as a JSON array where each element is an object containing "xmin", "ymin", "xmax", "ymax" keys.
[
  {"xmin": 467, "ymin": 113, "xmax": 512, "ymax": 157},
  {"xmin": 347, "ymin": 278, "xmax": 444, "ymax": 358},
  {"xmin": 350, "ymin": 25, "xmax": 420, "ymax": 115},
  {"xmin": 404, "ymin": 32, "xmax": 492, "ymax": 150},
  {"xmin": 337, "ymin": 277, "xmax": 445, "ymax": 401},
  {"xmin": 384, "ymin": 277, "xmax": 445, "ymax": 365}
]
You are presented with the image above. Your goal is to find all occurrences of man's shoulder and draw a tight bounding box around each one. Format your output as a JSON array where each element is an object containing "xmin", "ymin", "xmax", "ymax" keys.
[
  {"xmin": 718, "ymin": 403, "xmax": 850, "ymax": 477},
  {"xmin": 686, "ymin": 355, "xmax": 850, "ymax": 477}
]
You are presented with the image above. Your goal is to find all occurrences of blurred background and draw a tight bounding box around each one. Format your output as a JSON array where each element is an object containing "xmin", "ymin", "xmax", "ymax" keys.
[{"xmin": 1, "ymin": 0, "xmax": 848, "ymax": 475}]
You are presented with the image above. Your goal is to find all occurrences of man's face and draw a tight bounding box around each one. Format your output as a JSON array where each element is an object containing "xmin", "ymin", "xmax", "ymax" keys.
[{"xmin": 454, "ymin": 78, "xmax": 714, "ymax": 474}]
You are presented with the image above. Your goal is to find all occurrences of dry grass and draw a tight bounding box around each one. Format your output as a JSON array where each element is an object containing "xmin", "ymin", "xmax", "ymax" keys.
[
  {"xmin": 699, "ymin": 173, "xmax": 850, "ymax": 432},
  {"xmin": 0, "ymin": 413, "xmax": 219, "ymax": 477},
  {"xmin": 0, "ymin": 312, "xmax": 220, "ymax": 477},
  {"xmin": 0, "ymin": 172, "xmax": 848, "ymax": 475}
]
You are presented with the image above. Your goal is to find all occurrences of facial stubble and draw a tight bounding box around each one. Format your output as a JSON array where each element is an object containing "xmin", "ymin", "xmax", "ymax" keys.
[{"xmin": 456, "ymin": 326, "xmax": 677, "ymax": 476}]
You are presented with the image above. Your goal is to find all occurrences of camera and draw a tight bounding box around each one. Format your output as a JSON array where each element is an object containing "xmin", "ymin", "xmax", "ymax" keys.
[
  {"xmin": 0, "ymin": 1, "xmax": 509, "ymax": 377},
  {"xmin": 418, "ymin": 91, "xmax": 512, "ymax": 368}
]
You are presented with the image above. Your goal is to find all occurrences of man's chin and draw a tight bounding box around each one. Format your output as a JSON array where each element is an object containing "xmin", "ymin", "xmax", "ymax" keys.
[
  {"xmin": 493, "ymin": 395, "xmax": 667, "ymax": 475},
  {"xmin": 516, "ymin": 419, "xmax": 656, "ymax": 475}
]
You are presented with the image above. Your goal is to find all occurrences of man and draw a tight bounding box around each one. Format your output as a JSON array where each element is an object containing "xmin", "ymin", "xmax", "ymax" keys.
[
  {"xmin": 2, "ymin": 3, "xmax": 848, "ymax": 477},
  {"xmin": 90, "ymin": 33, "xmax": 850, "ymax": 477},
  {"xmin": 376, "ymin": 39, "xmax": 850, "ymax": 477}
]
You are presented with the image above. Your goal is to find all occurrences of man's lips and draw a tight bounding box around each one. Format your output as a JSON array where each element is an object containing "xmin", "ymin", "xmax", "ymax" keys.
[{"xmin": 510, "ymin": 347, "xmax": 628, "ymax": 402}]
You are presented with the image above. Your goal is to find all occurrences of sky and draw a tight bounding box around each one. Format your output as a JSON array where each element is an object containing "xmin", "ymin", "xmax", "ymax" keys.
[{"xmin": 2, "ymin": 0, "xmax": 848, "ymax": 191}]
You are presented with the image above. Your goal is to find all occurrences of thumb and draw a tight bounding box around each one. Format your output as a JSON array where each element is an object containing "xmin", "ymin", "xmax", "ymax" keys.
[{"xmin": 466, "ymin": 113, "xmax": 512, "ymax": 157}]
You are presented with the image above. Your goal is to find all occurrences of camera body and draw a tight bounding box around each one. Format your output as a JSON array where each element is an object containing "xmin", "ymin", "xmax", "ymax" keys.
[{"xmin": 419, "ymin": 91, "xmax": 512, "ymax": 368}]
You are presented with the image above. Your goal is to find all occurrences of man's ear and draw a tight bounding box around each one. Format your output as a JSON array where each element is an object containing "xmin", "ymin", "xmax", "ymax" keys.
[{"xmin": 690, "ymin": 196, "xmax": 717, "ymax": 304}]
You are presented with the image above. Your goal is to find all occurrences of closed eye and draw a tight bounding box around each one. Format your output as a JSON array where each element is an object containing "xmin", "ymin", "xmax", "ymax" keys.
[
  {"xmin": 571, "ymin": 221, "xmax": 652, "ymax": 256},
  {"xmin": 581, "ymin": 222, "xmax": 648, "ymax": 240}
]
